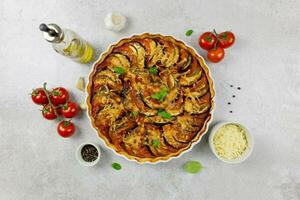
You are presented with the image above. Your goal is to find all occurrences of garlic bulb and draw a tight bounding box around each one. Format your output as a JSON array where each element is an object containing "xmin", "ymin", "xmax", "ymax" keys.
[{"xmin": 104, "ymin": 12, "xmax": 127, "ymax": 32}]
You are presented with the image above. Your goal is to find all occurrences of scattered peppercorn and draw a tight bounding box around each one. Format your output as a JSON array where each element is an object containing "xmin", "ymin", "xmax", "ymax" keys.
[
  {"xmin": 237, "ymin": 87, "xmax": 241, "ymax": 90},
  {"xmin": 81, "ymin": 144, "xmax": 98, "ymax": 162},
  {"xmin": 232, "ymin": 95, "xmax": 236, "ymax": 98},
  {"xmin": 229, "ymin": 111, "xmax": 233, "ymax": 113},
  {"xmin": 228, "ymin": 102, "xmax": 231, "ymax": 105},
  {"xmin": 230, "ymin": 85, "xmax": 233, "ymax": 87}
]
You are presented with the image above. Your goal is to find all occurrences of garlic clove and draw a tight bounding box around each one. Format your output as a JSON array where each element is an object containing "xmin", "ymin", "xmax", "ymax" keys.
[
  {"xmin": 79, "ymin": 102, "xmax": 87, "ymax": 110},
  {"xmin": 76, "ymin": 77, "xmax": 85, "ymax": 92},
  {"xmin": 104, "ymin": 12, "xmax": 127, "ymax": 32}
]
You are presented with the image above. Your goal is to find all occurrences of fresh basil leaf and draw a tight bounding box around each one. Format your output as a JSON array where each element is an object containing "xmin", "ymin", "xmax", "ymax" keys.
[
  {"xmin": 113, "ymin": 67, "xmax": 125, "ymax": 75},
  {"xmin": 152, "ymin": 139, "xmax": 160, "ymax": 148},
  {"xmin": 151, "ymin": 87, "xmax": 168, "ymax": 102},
  {"xmin": 149, "ymin": 67, "xmax": 158, "ymax": 74},
  {"xmin": 131, "ymin": 111, "xmax": 138, "ymax": 117},
  {"xmin": 186, "ymin": 29, "xmax": 193, "ymax": 36},
  {"xmin": 157, "ymin": 110, "xmax": 172, "ymax": 119},
  {"xmin": 183, "ymin": 161, "xmax": 203, "ymax": 174},
  {"xmin": 112, "ymin": 162, "xmax": 122, "ymax": 170}
]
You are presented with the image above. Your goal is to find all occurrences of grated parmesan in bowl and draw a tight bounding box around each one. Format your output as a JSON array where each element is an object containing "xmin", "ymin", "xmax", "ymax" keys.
[{"xmin": 209, "ymin": 122, "xmax": 253, "ymax": 164}]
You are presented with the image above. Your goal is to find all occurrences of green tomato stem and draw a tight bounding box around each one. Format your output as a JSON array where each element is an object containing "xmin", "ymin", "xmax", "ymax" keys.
[{"xmin": 42, "ymin": 82, "xmax": 60, "ymax": 119}]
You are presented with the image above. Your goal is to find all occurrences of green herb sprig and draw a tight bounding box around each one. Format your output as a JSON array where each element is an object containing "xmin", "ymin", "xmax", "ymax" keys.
[
  {"xmin": 113, "ymin": 67, "xmax": 125, "ymax": 75},
  {"xmin": 157, "ymin": 109, "xmax": 172, "ymax": 119},
  {"xmin": 151, "ymin": 87, "xmax": 168, "ymax": 102},
  {"xmin": 149, "ymin": 67, "xmax": 158, "ymax": 75},
  {"xmin": 152, "ymin": 139, "xmax": 160, "ymax": 148}
]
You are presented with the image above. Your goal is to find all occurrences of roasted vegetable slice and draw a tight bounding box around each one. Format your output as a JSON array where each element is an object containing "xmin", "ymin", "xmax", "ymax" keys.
[
  {"xmin": 163, "ymin": 124, "xmax": 189, "ymax": 149},
  {"xmin": 178, "ymin": 58, "xmax": 202, "ymax": 86},
  {"xmin": 123, "ymin": 126, "xmax": 153, "ymax": 158},
  {"xmin": 146, "ymin": 125, "xmax": 176, "ymax": 156},
  {"xmin": 139, "ymin": 38, "xmax": 157, "ymax": 64},
  {"xmin": 109, "ymin": 118, "xmax": 137, "ymax": 151}
]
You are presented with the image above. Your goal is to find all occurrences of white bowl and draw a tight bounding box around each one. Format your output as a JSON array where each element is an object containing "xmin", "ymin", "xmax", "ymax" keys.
[
  {"xmin": 76, "ymin": 142, "xmax": 101, "ymax": 167},
  {"xmin": 209, "ymin": 122, "xmax": 254, "ymax": 164}
]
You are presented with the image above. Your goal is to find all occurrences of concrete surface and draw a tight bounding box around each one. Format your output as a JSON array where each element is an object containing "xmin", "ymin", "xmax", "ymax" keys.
[{"xmin": 0, "ymin": 0, "xmax": 299, "ymax": 199}]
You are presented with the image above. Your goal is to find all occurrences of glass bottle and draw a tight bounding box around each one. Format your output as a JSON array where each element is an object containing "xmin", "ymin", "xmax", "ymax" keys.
[{"xmin": 39, "ymin": 23, "xmax": 94, "ymax": 63}]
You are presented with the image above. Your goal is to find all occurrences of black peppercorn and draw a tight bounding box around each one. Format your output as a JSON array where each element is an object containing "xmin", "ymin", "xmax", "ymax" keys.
[{"xmin": 81, "ymin": 144, "xmax": 98, "ymax": 162}]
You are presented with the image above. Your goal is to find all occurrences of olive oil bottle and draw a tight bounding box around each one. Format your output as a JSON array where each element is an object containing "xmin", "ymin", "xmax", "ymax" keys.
[{"xmin": 39, "ymin": 23, "xmax": 94, "ymax": 63}]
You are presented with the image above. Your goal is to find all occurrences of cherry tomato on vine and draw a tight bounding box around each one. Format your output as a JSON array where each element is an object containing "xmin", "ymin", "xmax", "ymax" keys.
[
  {"xmin": 31, "ymin": 88, "xmax": 49, "ymax": 105},
  {"xmin": 218, "ymin": 31, "xmax": 235, "ymax": 48},
  {"xmin": 207, "ymin": 47, "xmax": 225, "ymax": 63},
  {"xmin": 57, "ymin": 121, "xmax": 75, "ymax": 138},
  {"xmin": 198, "ymin": 32, "xmax": 217, "ymax": 50},
  {"xmin": 42, "ymin": 104, "xmax": 58, "ymax": 120},
  {"xmin": 50, "ymin": 87, "xmax": 69, "ymax": 106},
  {"xmin": 61, "ymin": 102, "xmax": 79, "ymax": 118}
]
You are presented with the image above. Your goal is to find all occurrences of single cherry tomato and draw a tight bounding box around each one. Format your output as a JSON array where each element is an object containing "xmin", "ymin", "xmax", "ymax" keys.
[
  {"xmin": 218, "ymin": 31, "xmax": 235, "ymax": 48},
  {"xmin": 198, "ymin": 32, "xmax": 217, "ymax": 50},
  {"xmin": 31, "ymin": 88, "xmax": 49, "ymax": 105},
  {"xmin": 57, "ymin": 121, "xmax": 75, "ymax": 138},
  {"xmin": 50, "ymin": 87, "xmax": 69, "ymax": 106},
  {"xmin": 207, "ymin": 47, "xmax": 225, "ymax": 63},
  {"xmin": 42, "ymin": 104, "xmax": 58, "ymax": 120},
  {"xmin": 61, "ymin": 102, "xmax": 79, "ymax": 118}
]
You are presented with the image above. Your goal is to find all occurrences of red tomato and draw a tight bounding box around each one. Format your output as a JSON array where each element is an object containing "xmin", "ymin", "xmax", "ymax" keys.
[
  {"xmin": 207, "ymin": 47, "xmax": 225, "ymax": 63},
  {"xmin": 198, "ymin": 32, "xmax": 217, "ymax": 50},
  {"xmin": 57, "ymin": 121, "xmax": 75, "ymax": 138},
  {"xmin": 31, "ymin": 88, "xmax": 49, "ymax": 105},
  {"xmin": 218, "ymin": 31, "xmax": 235, "ymax": 48},
  {"xmin": 42, "ymin": 104, "xmax": 58, "ymax": 120},
  {"xmin": 61, "ymin": 102, "xmax": 79, "ymax": 118},
  {"xmin": 50, "ymin": 87, "xmax": 69, "ymax": 106}
]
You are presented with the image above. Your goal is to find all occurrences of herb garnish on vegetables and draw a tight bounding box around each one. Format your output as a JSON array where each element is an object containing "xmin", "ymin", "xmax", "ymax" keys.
[
  {"xmin": 131, "ymin": 111, "xmax": 138, "ymax": 117},
  {"xmin": 152, "ymin": 139, "xmax": 160, "ymax": 148},
  {"xmin": 151, "ymin": 87, "xmax": 168, "ymax": 102},
  {"xmin": 157, "ymin": 109, "xmax": 172, "ymax": 119},
  {"xmin": 113, "ymin": 67, "xmax": 125, "ymax": 75},
  {"xmin": 149, "ymin": 67, "xmax": 158, "ymax": 74}
]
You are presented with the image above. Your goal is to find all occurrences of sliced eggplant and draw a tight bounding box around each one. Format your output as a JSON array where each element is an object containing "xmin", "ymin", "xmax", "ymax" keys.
[
  {"xmin": 109, "ymin": 118, "xmax": 137, "ymax": 151},
  {"xmin": 165, "ymin": 93, "xmax": 184, "ymax": 116},
  {"xmin": 91, "ymin": 92, "xmax": 121, "ymax": 116},
  {"xmin": 162, "ymin": 124, "xmax": 189, "ymax": 149},
  {"xmin": 93, "ymin": 73, "xmax": 123, "ymax": 93},
  {"xmin": 94, "ymin": 104, "xmax": 125, "ymax": 141},
  {"xmin": 123, "ymin": 126, "xmax": 153, "ymax": 158},
  {"xmin": 178, "ymin": 58, "xmax": 202, "ymax": 86},
  {"xmin": 177, "ymin": 48, "xmax": 191, "ymax": 72},
  {"xmin": 146, "ymin": 125, "xmax": 176, "ymax": 156},
  {"xmin": 159, "ymin": 41, "xmax": 179, "ymax": 68},
  {"xmin": 127, "ymin": 89, "xmax": 157, "ymax": 116}
]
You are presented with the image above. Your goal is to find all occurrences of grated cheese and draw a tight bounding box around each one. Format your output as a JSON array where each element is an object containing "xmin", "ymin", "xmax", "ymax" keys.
[{"xmin": 213, "ymin": 124, "xmax": 248, "ymax": 160}]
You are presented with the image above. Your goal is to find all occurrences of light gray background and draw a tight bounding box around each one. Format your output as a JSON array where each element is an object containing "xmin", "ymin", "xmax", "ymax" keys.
[{"xmin": 0, "ymin": 0, "xmax": 299, "ymax": 199}]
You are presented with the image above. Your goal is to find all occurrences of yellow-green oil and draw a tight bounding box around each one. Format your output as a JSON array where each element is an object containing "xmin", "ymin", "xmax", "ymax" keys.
[{"xmin": 63, "ymin": 39, "xmax": 94, "ymax": 63}]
